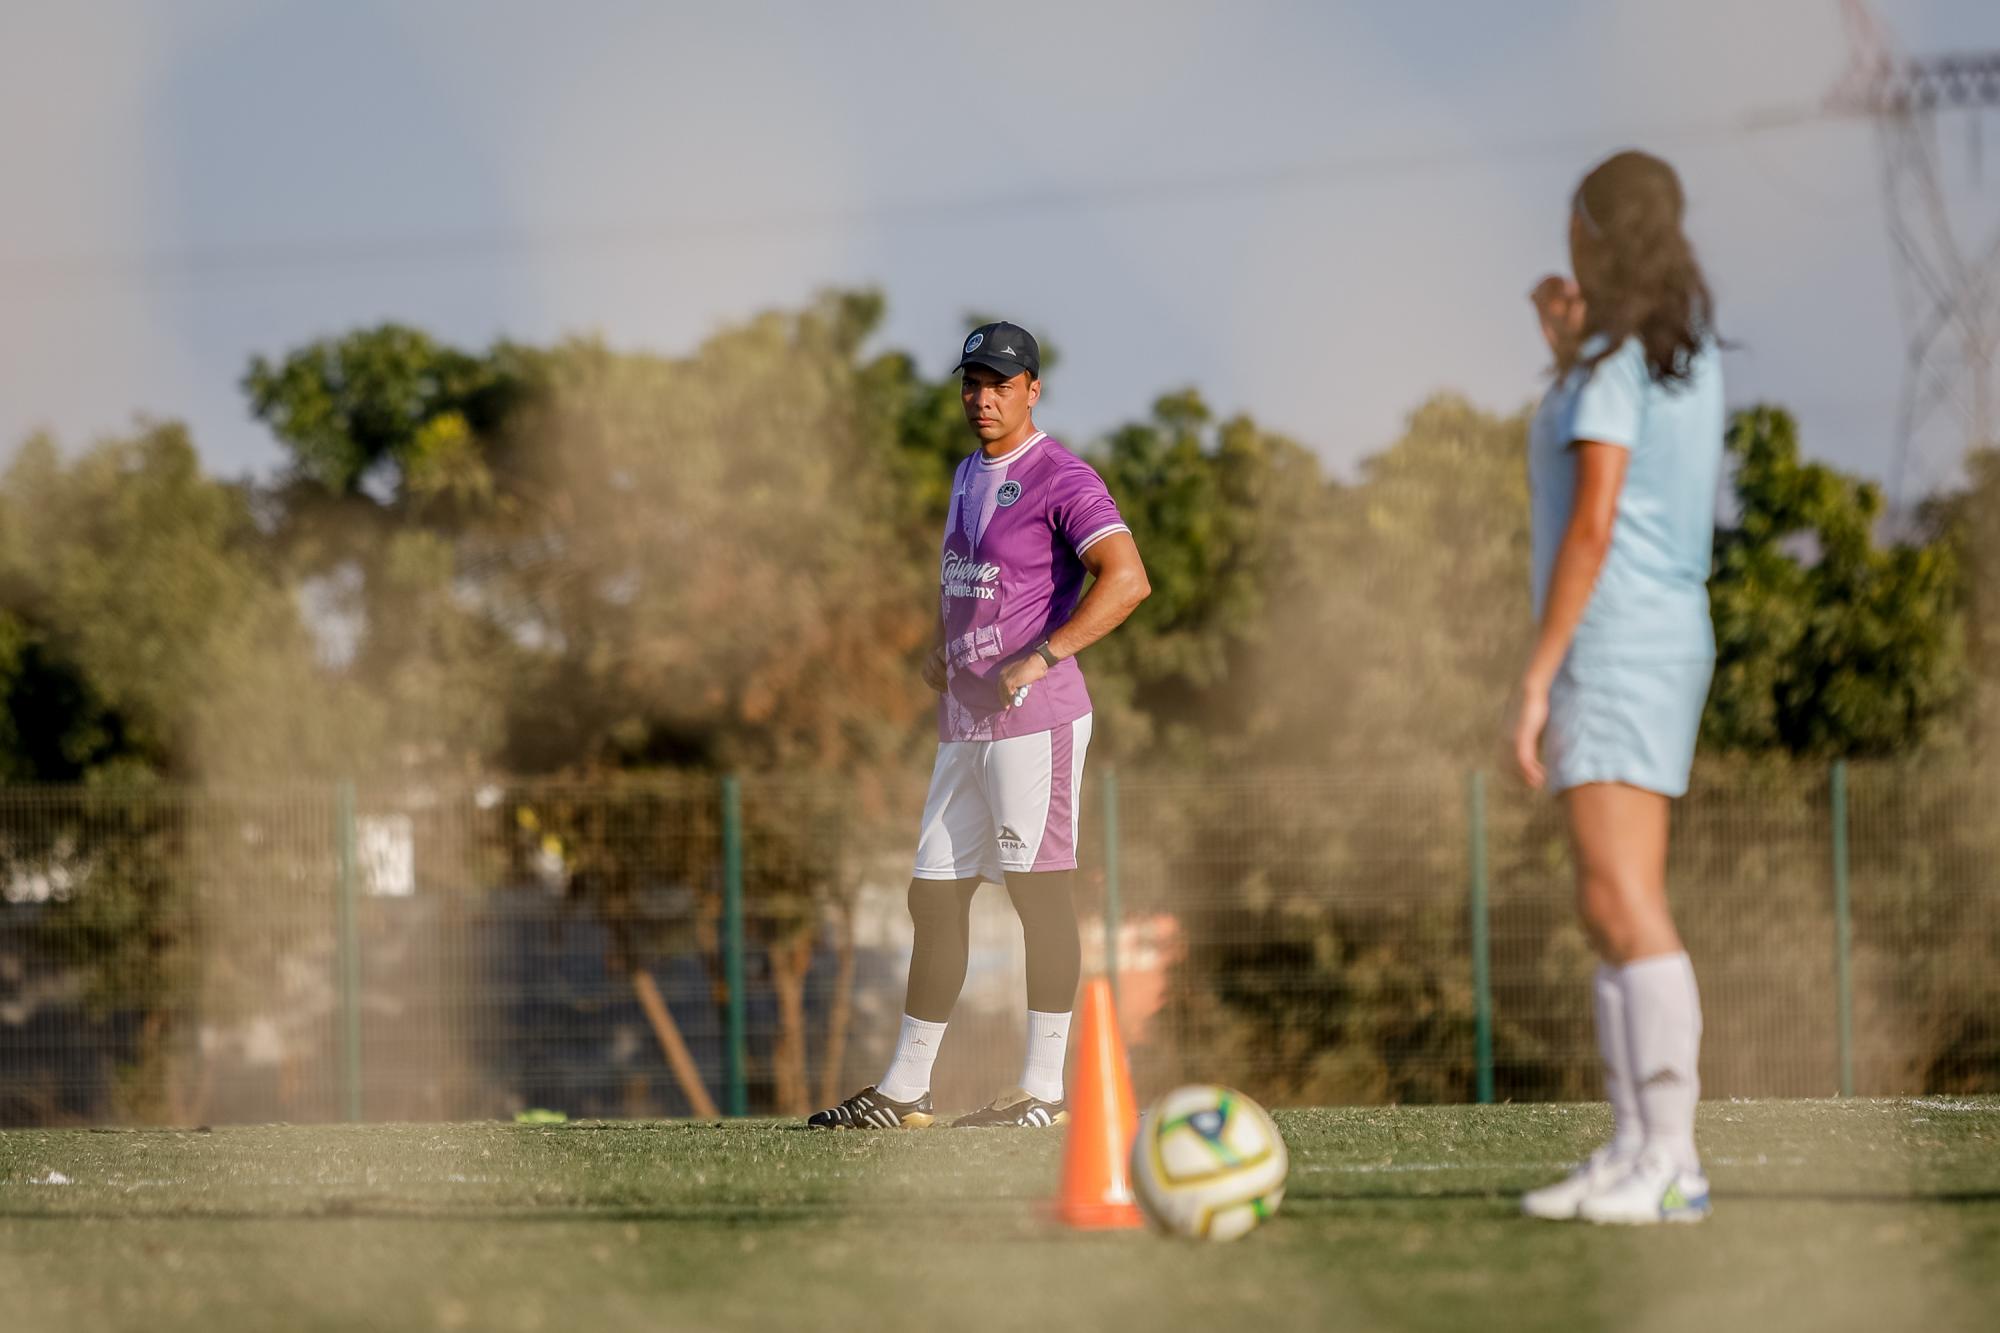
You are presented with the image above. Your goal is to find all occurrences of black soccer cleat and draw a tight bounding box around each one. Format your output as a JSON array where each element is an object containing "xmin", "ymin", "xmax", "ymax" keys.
[
  {"xmin": 951, "ymin": 1088, "xmax": 1068, "ymax": 1128},
  {"xmin": 807, "ymin": 1085, "xmax": 935, "ymax": 1130}
]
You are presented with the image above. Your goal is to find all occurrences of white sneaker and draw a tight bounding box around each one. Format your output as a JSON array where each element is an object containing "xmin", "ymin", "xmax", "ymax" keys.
[
  {"xmin": 1520, "ymin": 1146, "xmax": 1635, "ymax": 1220},
  {"xmin": 1576, "ymin": 1146, "xmax": 1711, "ymax": 1225}
]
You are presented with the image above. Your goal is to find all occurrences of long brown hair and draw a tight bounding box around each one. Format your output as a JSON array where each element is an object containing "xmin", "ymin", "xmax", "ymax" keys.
[{"xmin": 1569, "ymin": 151, "xmax": 1716, "ymax": 386}]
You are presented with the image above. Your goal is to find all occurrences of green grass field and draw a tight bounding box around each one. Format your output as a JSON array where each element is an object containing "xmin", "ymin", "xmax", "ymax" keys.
[{"xmin": 2, "ymin": 1099, "xmax": 1995, "ymax": 1332}]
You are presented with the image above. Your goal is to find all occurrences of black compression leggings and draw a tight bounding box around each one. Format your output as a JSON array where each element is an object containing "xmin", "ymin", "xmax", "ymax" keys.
[{"xmin": 902, "ymin": 871, "xmax": 1082, "ymax": 1023}]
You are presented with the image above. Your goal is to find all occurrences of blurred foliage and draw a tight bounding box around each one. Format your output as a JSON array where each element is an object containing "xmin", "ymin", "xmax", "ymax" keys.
[
  {"xmin": 1706, "ymin": 407, "xmax": 1964, "ymax": 757},
  {"xmin": 9, "ymin": 295, "xmax": 1964, "ymax": 788},
  {"xmin": 1926, "ymin": 444, "xmax": 2000, "ymax": 744},
  {"xmin": 1136, "ymin": 773, "xmax": 1478, "ymax": 1106},
  {"xmin": 243, "ymin": 322, "xmax": 530, "ymax": 503}
]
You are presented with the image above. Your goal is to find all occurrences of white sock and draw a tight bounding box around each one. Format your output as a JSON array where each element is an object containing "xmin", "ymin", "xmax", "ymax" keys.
[
  {"xmin": 877, "ymin": 1014, "xmax": 947, "ymax": 1103},
  {"xmin": 1618, "ymin": 952, "xmax": 1703, "ymax": 1174},
  {"xmin": 1020, "ymin": 1009, "xmax": 1071, "ymax": 1103},
  {"xmin": 1593, "ymin": 963, "xmax": 1644, "ymax": 1156}
]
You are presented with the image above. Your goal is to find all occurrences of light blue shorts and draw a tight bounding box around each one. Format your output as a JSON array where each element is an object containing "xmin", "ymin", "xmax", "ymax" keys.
[{"xmin": 1545, "ymin": 656, "xmax": 1714, "ymax": 798}]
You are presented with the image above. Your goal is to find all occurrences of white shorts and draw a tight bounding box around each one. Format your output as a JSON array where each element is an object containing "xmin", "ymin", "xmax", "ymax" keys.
[{"xmin": 912, "ymin": 716, "xmax": 1092, "ymax": 883}]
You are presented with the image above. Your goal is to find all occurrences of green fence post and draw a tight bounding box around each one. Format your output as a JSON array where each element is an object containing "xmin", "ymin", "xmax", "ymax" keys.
[
  {"xmin": 334, "ymin": 780, "xmax": 362, "ymax": 1123},
  {"xmin": 1831, "ymin": 759, "xmax": 1854, "ymax": 1098},
  {"xmin": 1468, "ymin": 771, "xmax": 1495, "ymax": 1105},
  {"xmin": 1102, "ymin": 767, "xmax": 1122, "ymax": 1011},
  {"xmin": 721, "ymin": 775, "xmax": 748, "ymax": 1117}
]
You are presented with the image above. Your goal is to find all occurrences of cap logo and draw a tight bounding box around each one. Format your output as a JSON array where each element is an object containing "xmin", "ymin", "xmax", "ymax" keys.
[
  {"xmin": 996, "ymin": 481, "xmax": 1023, "ymax": 507},
  {"xmin": 998, "ymin": 344, "xmax": 1018, "ymax": 357},
  {"xmin": 964, "ymin": 332, "xmax": 985, "ymax": 355}
]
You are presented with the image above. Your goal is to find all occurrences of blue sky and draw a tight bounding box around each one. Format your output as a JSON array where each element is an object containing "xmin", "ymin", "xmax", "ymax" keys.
[{"xmin": 3, "ymin": 0, "xmax": 1996, "ymax": 493}]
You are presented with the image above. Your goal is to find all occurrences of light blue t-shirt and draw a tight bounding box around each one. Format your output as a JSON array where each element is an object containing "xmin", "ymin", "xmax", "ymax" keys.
[{"xmin": 1529, "ymin": 335, "xmax": 1724, "ymax": 664}]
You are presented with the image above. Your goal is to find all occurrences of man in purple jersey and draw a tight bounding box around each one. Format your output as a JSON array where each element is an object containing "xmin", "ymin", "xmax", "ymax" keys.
[{"xmin": 810, "ymin": 321, "xmax": 1151, "ymax": 1130}]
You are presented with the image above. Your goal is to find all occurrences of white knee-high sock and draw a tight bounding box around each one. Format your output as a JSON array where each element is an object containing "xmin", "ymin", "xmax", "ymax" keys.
[
  {"xmin": 1618, "ymin": 952, "xmax": 1703, "ymax": 1173},
  {"xmin": 1593, "ymin": 964, "xmax": 1644, "ymax": 1156},
  {"xmin": 877, "ymin": 1014, "xmax": 947, "ymax": 1103},
  {"xmin": 1020, "ymin": 1009, "xmax": 1071, "ymax": 1103}
]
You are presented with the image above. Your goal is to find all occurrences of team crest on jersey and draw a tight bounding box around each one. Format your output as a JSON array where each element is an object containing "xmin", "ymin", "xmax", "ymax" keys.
[
  {"xmin": 964, "ymin": 332, "xmax": 985, "ymax": 355},
  {"xmin": 996, "ymin": 480, "xmax": 1023, "ymax": 507}
]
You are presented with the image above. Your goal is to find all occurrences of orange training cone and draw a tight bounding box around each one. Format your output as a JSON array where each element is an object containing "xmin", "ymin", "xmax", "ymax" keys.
[{"xmin": 1053, "ymin": 976, "xmax": 1143, "ymax": 1229}]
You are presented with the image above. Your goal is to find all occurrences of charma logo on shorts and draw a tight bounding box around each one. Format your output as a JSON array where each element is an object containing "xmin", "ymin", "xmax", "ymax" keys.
[{"xmin": 941, "ymin": 550, "xmax": 1000, "ymax": 600}]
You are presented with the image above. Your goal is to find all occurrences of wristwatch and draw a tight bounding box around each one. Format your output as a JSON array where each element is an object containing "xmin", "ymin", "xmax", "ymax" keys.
[{"xmin": 1035, "ymin": 640, "xmax": 1061, "ymax": 669}]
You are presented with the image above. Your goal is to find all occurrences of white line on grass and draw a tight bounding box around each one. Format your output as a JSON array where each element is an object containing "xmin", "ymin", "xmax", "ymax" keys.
[{"xmin": 1299, "ymin": 1154, "xmax": 1806, "ymax": 1175}]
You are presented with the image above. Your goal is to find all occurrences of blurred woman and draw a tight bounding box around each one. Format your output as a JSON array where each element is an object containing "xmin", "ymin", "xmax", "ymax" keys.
[{"xmin": 1512, "ymin": 151, "xmax": 1724, "ymax": 1225}]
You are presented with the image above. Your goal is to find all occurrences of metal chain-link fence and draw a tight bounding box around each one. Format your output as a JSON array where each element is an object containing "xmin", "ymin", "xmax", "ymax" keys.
[{"xmin": 3, "ymin": 763, "xmax": 1995, "ymax": 1126}]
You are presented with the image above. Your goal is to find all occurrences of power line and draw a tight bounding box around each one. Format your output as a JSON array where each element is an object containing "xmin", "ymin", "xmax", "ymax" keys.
[{"xmin": 5, "ymin": 105, "xmax": 1840, "ymax": 293}]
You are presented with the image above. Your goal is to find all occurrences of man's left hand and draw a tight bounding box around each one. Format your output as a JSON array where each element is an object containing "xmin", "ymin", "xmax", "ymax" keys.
[{"xmin": 998, "ymin": 652, "xmax": 1051, "ymax": 708}]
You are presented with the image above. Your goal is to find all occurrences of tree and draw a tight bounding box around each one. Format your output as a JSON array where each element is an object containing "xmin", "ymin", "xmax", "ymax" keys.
[
  {"xmin": 1099, "ymin": 391, "xmax": 1531, "ymax": 772},
  {"xmin": 243, "ymin": 327, "xmax": 537, "ymax": 776},
  {"xmin": 1930, "ymin": 445, "xmax": 2000, "ymax": 742},
  {"xmin": 1082, "ymin": 390, "xmax": 1342, "ymax": 762},
  {"xmin": 0, "ymin": 615, "xmax": 135, "ymax": 784},
  {"xmin": 483, "ymin": 296, "xmax": 933, "ymax": 1111},
  {"xmin": 243, "ymin": 324, "xmax": 527, "ymax": 503},
  {"xmin": 0, "ymin": 424, "xmax": 356, "ymax": 781},
  {"xmin": 482, "ymin": 294, "xmax": 931, "ymax": 777},
  {"xmin": 240, "ymin": 294, "xmax": 949, "ymax": 1111},
  {"xmin": 1138, "ymin": 396, "xmax": 1528, "ymax": 1104},
  {"xmin": 1706, "ymin": 407, "xmax": 1965, "ymax": 757},
  {"xmin": 1305, "ymin": 395, "xmax": 1532, "ymax": 770},
  {"xmin": 0, "ymin": 423, "xmax": 354, "ymax": 1120}
]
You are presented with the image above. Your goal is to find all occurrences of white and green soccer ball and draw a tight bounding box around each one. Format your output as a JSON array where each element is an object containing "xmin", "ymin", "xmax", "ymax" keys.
[{"xmin": 1129, "ymin": 1084, "xmax": 1288, "ymax": 1241}]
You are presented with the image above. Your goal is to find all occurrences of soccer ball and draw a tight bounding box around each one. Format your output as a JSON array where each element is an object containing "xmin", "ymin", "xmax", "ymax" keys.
[{"xmin": 1129, "ymin": 1084, "xmax": 1288, "ymax": 1241}]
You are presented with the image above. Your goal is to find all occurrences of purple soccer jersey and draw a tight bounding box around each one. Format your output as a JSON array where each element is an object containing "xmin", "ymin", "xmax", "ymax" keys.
[{"xmin": 937, "ymin": 431, "xmax": 1129, "ymax": 742}]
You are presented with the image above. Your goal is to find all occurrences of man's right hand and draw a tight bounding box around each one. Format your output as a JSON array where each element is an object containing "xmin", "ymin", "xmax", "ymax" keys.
[{"xmin": 922, "ymin": 644, "xmax": 949, "ymax": 694}]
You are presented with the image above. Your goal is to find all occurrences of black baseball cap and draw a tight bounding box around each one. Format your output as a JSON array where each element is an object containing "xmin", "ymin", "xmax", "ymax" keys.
[{"xmin": 954, "ymin": 321, "xmax": 1040, "ymax": 381}]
